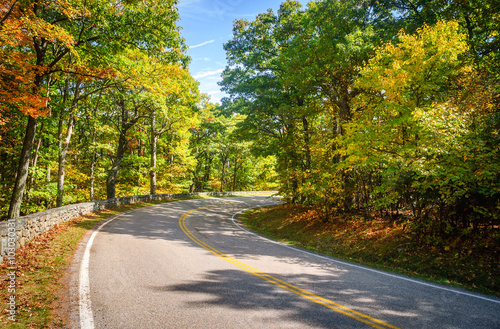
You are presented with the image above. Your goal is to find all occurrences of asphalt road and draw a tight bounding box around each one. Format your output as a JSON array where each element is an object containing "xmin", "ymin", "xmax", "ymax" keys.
[{"xmin": 71, "ymin": 196, "xmax": 500, "ymax": 328}]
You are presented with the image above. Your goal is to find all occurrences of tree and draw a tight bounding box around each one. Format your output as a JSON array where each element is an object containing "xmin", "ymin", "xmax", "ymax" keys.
[
  {"xmin": 143, "ymin": 63, "xmax": 198, "ymax": 195},
  {"xmin": 343, "ymin": 20, "xmax": 498, "ymax": 227},
  {"xmin": 105, "ymin": 87, "xmax": 146, "ymax": 199},
  {"xmin": 278, "ymin": 0, "xmax": 378, "ymax": 209},
  {"xmin": 220, "ymin": 2, "xmax": 307, "ymax": 200},
  {"xmin": 2, "ymin": 0, "xmax": 184, "ymax": 217},
  {"xmin": 2, "ymin": 0, "xmax": 75, "ymax": 218},
  {"xmin": 220, "ymin": 0, "xmax": 378, "ymax": 205}
]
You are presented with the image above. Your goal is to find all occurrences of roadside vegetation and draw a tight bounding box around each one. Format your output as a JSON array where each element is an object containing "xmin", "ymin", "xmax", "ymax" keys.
[
  {"xmin": 221, "ymin": 0, "xmax": 499, "ymax": 238},
  {"xmin": 242, "ymin": 204, "xmax": 499, "ymax": 296},
  {"xmin": 0, "ymin": 0, "xmax": 278, "ymax": 220}
]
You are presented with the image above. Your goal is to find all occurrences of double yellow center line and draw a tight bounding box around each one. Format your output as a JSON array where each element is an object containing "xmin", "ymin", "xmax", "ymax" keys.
[{"xmin": 179, "ymin": 203, "xmax": 401, "ymax": 329}]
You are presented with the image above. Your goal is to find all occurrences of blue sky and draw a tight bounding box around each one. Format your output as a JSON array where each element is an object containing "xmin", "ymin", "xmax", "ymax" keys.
[{"xmin": 177, "ymin": 0, "xmax": 285, "ymax": 104}]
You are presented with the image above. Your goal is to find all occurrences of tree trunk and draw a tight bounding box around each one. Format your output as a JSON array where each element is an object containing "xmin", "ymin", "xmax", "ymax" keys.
[
  {"xmin": 28, "ymin": 121, "xmax": 44, "ymax": 194},
  {"xmin": 107, "ymin": 130, "xmax": 128, "ymax": 199},
  {"xmin": 302, "ymin": 115, "xmax": 311, "ymax": 170},
  {"xmin": 89, "ymin": 154, "xmax": 96, "ymax": 201},
  {"xmin": 232, "ymin": 157, "xmax": 238, "ymax": 192},
  {"xmin": 8, "ymin": 115, "xmax": 37, "ymax": 218},
  {"xmin": 56, "ymin": 79, "xmax": 80, "ymax": 207},
  {"xmin": 56, "ymin": 112, "xmax": 75, "ymax": 207},
  {"xmin": 202, "ymin": 156, "xmax": 212, "ymax": 191},
  {"xmin": 106, "ymin": 99, "xmax": 139, "ymax": 199},
  {"xmin": 220, "ymin": 153, "xmax": 227, "ymax": 192},
  {"xmin": 89, "ymin": 126, "xmax": 97, "ymax": 201},
  {"xmin": 8, "ymin": 55, "xmax": 48, "ymax": 217},
  {"xmin": 150, "ymin": 135, "xmax": 157, "ymax": 195},
  {"xmin": 27, "ymin": 75, "xmax": 51, "ymax": 201},
  {"xmin": 150, "ymin": 108, "xmax": 157, "ymax": 195}
]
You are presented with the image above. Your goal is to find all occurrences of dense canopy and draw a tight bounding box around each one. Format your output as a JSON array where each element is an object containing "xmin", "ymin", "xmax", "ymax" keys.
[
  {"xmin": 1, "ymin": 0, "xmax": 498, "ymax": 236},
  {"xmin": 219, "ymin": 0, "xmax": 499, "ymax": 230},
  {"xmin": 0, "ymin": 0, "xmax": 276, "ymax": 219}
]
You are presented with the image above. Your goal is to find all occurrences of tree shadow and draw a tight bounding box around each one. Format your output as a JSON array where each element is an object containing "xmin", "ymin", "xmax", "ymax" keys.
[
  {"xmin": 151, "ymin": 269, "xmax": 380, "ymax": 328},
  {"xmin": 150, "ymin": 267, "xmax": 500, "ymax": 328},
  {"xmin": 83, "ymin": 196, "xmax": 500, "ymax": 328}
]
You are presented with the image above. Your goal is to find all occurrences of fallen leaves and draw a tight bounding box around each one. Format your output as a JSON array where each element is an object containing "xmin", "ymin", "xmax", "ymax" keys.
[{"xmin": 243, "ymin": 204, "xmax": 500, "ymax": 296}]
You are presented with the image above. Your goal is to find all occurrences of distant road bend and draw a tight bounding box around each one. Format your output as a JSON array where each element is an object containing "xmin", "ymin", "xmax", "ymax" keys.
[{"xmin": 73, "ymin": 195, "xmax": 500, "ymax": 328}]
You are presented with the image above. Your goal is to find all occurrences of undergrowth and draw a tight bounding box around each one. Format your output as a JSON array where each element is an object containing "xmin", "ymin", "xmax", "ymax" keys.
[{"xmin": 242, "ymin": 204, "xmax": 499, "ymax": 296}]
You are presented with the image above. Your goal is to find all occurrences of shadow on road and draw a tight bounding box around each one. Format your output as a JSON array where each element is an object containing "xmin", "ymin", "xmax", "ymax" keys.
[
  {"xmin": 151, "ymin": 269, "xmax": 390, "ymax": 328},
  {"xmin": 89, "ymin": 196, "xmax": 500, "ymax": 329}
]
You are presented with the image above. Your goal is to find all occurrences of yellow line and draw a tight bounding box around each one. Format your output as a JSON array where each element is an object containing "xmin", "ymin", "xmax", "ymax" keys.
[{"xmin": 179, "ymin": 204, "xmax": 401, "ymax": 329}]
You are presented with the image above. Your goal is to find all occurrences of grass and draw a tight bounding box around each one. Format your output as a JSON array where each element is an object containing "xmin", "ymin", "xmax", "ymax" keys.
[
  {"xmin": 0, "ymin": 199, "xmax": 188, "ymax": 328},
  {"xmin": 241, "ymin": 204, "xmax": 500, "ymax": 296}
]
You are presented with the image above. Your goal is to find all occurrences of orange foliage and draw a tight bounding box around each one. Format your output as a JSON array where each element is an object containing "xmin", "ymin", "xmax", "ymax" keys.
[{"xmin": 0, "ymin": 0, "xmax": 78, "ymax": 130}]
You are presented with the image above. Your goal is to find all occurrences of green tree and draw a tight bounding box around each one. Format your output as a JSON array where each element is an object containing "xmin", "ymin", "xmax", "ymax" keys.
[
  {"xmin": 220, "ymin": 1, "xmax": 308, "ymax": 201},
  {"xmin": 220, "ymin": 0, "xmax": 378, "ymax": 206}
]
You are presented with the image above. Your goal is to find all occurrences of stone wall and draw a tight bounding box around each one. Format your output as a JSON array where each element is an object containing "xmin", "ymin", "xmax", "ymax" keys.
[{"xmin": 0, "ymin": 191, "xmax": 275, "ymax": 262}]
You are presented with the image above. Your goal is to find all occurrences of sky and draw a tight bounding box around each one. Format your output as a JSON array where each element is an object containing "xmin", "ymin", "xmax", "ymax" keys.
[{"xmin": 177, "ymin": 0, "xmax": 285, "ymax": 104}]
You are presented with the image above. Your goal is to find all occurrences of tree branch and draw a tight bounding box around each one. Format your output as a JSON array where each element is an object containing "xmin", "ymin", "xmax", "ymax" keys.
[{"xmin": 0, "ymin": 0, "xmax": 20, "ymax": 28}]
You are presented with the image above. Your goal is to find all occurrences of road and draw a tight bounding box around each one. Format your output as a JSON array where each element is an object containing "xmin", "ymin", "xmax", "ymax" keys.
[{"xmin": 70, "ymin": 196, "xmax": 500, "ymax": 328}]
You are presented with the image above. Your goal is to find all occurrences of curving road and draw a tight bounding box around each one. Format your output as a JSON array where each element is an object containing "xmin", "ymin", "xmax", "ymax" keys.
[{"xmin": 70, "ymin": 196, "xmax": 500, "ymax": 328}]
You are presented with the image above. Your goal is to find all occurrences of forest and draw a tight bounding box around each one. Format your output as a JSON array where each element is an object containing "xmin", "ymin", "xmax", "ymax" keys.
[
  {"xmin": 1, "ymin": 0, "xmax": 499, "ymax": 237},
  {"xmin": 0, "ymin": 0, "xmax": 278, "ymax": 220},
  {"xmin": 220, "ymin": 0, "xmax": 500, "ymax": 234}
]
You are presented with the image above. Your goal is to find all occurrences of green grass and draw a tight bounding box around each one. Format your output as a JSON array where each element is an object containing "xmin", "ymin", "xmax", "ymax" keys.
[{"xmin": 241, "ymin": 204, "xmax": 500, "ymax": 296}]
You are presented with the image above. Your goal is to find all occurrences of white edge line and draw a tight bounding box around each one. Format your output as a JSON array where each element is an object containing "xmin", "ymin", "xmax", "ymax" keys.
[
  {"xmin": 231, "ymin": 205, "xmax": 500, "ymax": 305},
  {"xmin": 79, "ymin": 211, "xmax": 132, "ymax": 329}
]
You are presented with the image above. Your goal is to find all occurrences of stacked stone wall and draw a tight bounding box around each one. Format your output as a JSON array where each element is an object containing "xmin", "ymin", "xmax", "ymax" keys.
[{"xmin": 0, "ymin": 191, "xmax": 275, "ymax": 262}]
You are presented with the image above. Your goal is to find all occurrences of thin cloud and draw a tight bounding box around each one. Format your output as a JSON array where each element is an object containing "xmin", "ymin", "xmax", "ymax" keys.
[
  {"xmin": 206, "ymin": 91, "xmax": 225, "ymax": 104},
  {"xmin": 190, "ymin": 40, "xmax": 215, "ymax": 49},
  {"xmin": 207, "ymin": 90, "xmax": 222, "ymax": 95},
  {"xmin": 193, "ymin": 57, "xmax": 212, "ymax": 62},
  {"xmin": 193, "ymin": 69, "xmax": 224, "ymax": 79}
]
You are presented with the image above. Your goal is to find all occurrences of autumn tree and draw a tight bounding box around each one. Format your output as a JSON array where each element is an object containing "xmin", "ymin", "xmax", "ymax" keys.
[
  {"xmin": 138, "ymin": 57, "xmax": 199, "ymax": 195},
  {"xmin": 1, "ymin": 0, "xmax": 184, "ymax": 217},
  {"xmin": 220, "ymin": 0, "xmax": 498, "ymax": 228},
  {"xmin": 343, "ymin": 20, "xmax": 498, "ymax": 227},
  {"xmin": 2, "ymin": 0, "xmax": 74, "ymax": 218}
]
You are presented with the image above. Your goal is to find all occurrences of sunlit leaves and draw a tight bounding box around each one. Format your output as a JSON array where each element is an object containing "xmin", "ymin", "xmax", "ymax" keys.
[
  {"xmin": 342, "ymin": 20, "xmax": 498, "ymax": 225},
  {"xmin": 0, "ymin": 0, "xmax": 76, "ymax": 120},
  {"xmin": 346, "ymin": 21, "xmax": 468, "ymax": 160},
  {"xmin": 0, "ymin": 0, "xmax": 193, "ymax": 215}
]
